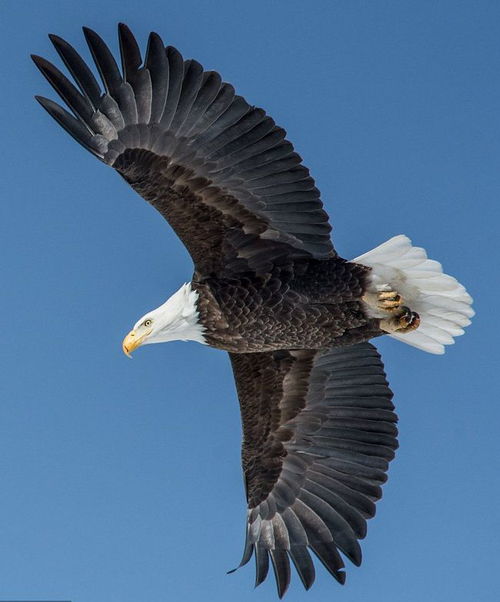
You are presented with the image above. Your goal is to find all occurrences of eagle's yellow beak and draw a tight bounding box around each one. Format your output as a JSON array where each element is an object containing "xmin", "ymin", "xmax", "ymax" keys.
[{"xmin": 122, "ymin": 329, "xmax": 150, "ymax": 357}]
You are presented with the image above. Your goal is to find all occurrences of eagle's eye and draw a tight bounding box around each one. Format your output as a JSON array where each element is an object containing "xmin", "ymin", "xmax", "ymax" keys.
[{"xmin": 143, "ymin": 319, "xmax": 152, "ymax": 327}]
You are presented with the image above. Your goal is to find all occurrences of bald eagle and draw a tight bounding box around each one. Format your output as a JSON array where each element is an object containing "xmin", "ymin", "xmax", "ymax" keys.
[{"xmin": 32, "ymin": 24, "xmax": 473, "ymax": 597}]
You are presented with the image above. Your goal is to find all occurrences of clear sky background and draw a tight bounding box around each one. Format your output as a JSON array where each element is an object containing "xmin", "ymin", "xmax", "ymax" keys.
[{"xmin": 1, "ymin": 1, "xmax": 498, "ymax": 601}]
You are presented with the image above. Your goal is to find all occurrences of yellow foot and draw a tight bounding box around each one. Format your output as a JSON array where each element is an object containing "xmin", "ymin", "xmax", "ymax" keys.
[
  {"xmin": 380, "ymin": 306, "xmax": 420, "ymax": 333},
  {"xmin": 377, "ymin": 290, "xmax": 403, "ymax": 312}
]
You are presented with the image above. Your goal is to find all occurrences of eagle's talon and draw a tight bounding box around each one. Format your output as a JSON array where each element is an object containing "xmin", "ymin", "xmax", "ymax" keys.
[
  {"xmin": 377, "ymin": 290, "xmax": 403, "ymax": 312},
  {"xmin": 397, "ymin": 306, "xmax": 420, "ymax": 332},
  {"xmin": 380, "ymin": 306, "xmax": 420, "ymax": 333}
]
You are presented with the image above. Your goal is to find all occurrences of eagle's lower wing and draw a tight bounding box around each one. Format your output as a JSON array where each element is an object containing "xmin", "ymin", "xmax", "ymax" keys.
[
  {"xmin": 33, "ymin": 24, "xmax": 335, "ymax": 277},
  {"xmin": 229, "ymin": 343, "xmax": 397, "ymax": 597}
]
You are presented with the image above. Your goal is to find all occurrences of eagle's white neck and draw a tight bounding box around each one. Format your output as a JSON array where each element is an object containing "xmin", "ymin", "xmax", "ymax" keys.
[{"xmin": 135, "ymin": 283, "xmax": 207, "ymax": 345}]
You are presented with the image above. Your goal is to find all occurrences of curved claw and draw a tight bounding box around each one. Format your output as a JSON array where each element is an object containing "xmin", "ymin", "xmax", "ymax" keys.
[{"xmin": 380, "ymin": 306, "xmax": 420, "ymax": 333}]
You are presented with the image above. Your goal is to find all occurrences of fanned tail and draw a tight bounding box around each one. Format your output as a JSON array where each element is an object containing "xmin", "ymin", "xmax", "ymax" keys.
[{"xmin": 353, "ymin": 235, "xmax": 474, "ymax": 354}]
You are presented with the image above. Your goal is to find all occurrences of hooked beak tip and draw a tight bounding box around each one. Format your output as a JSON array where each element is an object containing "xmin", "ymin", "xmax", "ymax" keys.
[
  {"xmin": 122, "ymin": 328, "xmax": 151, "ymax": 357},
  {"xmin": 122, "ymin": 329, "xmax": 139, "ymax": 357}
]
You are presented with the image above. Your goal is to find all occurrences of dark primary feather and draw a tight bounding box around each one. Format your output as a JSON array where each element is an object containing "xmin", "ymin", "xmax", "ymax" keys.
[
  {"xmin": 32, "ymin": 24, "xmax": 335, "ymax": 274},
  {"xmin": 48, "ymin": 33, "xmax": 102, "ymax": 107},
  {"xmin": 229, "ymin": 343, "xmax": 397, "ymax": 597},
  {"xmin": 83, "ymin": 27, "xmax": 123, "ymax": 97},
  {"xmin": 144, "ymin": 32, "xmax": 170, "ymax": 124}
]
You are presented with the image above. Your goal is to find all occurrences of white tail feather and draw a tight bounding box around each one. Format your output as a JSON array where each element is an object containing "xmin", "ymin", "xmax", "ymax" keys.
[{"xmin": 353, "ymin": 235, "xmax": 474, "ymax": 354}]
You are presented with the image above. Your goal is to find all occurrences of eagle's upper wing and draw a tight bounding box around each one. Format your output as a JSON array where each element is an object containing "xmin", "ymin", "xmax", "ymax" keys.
[
  {"xmin": 229, "ymin": 343, "xmax": 397, "ymax": 597},
  {"xmin": 32, "ymin": 24, "xmax": 335, "ymax": 277}
]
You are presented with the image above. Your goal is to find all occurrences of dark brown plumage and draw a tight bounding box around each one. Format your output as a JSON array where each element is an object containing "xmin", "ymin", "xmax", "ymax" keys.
[{"xmin": 31, "ymin": 24, "xmax": 415, "ymax": 597}]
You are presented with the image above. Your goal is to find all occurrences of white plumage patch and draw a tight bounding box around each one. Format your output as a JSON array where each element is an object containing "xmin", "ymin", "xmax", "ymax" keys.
[
  {"xmin": 135, "ymin": 283, "xmax": 207, "ymax": 345},
  {"xmin": 354, "ymin": 235, "xmax": 474, "ymax": 354}
]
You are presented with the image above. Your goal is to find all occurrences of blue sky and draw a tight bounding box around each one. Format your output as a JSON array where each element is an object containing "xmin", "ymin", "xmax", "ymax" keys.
[{"xmin": 1, "ymin": 1, "xmax": 498, "ymax": 600}]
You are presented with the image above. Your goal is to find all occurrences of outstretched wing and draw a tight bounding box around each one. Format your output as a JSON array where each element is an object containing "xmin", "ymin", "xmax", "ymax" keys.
[
  {"xmin": 32, "ymin": 24, "xmax": 335, "ymax": 277},
  {"xmin": 229, "ymin": 343, "xmax": 397, "ymax": 597}
]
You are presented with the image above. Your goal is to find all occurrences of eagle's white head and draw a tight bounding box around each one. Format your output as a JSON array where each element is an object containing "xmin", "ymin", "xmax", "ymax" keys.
[{"xmin": 122, "ymin": 283, "xmax": 206, "ymax": 356}]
